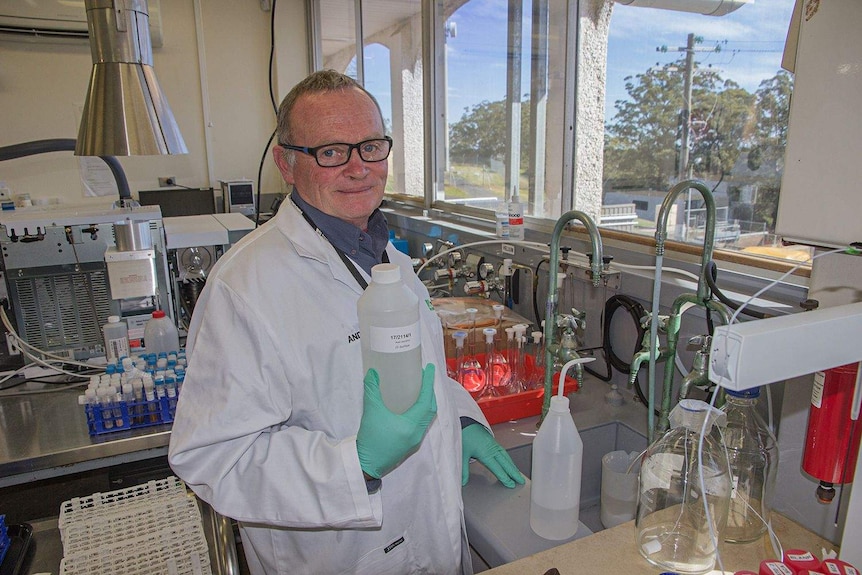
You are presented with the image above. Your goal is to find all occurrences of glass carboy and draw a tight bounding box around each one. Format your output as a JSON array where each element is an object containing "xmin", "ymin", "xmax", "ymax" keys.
[{"xmin": 635, "ymin": 399, "xmax": 731, "ymax": 574}]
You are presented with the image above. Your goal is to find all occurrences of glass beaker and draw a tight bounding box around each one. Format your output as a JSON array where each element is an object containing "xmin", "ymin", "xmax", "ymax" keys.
[{"xmin": 635, "ymin": 399, "xmax": 731, "ymax": 574}]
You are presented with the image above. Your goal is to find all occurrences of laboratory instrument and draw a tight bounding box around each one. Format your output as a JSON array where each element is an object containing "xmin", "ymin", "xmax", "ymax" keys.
[
  {"xmin": 0, "ymin": 203, "xmax": 175, "ymax": 361},
  {"xmin": 357, "ymin": 263, "xmax": 422, "ymax": 413}
]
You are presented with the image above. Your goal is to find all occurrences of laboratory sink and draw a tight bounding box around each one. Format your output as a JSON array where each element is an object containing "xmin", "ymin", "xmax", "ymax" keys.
[{"xmin": 463, "ymin": 420, "xmax": 647, "ymax": 571}]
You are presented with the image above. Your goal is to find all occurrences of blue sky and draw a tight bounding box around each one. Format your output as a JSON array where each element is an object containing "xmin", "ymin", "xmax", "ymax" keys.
[{"xmin": 364, "ymin": 0, "xmax": 795, "ymax": 126}]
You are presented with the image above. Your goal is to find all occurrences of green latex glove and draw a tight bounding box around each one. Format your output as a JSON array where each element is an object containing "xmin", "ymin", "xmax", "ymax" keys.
[
  {"xmin": 357, "ymin": 364, "xmax": 437, "ymax": 479},
  {"xmin": 461, "ymin": 424, "xmax": 525, "ymax": 488}
]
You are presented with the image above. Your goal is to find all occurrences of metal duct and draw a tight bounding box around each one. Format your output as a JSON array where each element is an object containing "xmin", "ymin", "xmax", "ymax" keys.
[
  {"xmin": 75, "ymin": 0, "xmax": 186, "ymax": 156},
  {"xmin": 613, "ymin": 0, "xmax": 752, "ymax": 17}
]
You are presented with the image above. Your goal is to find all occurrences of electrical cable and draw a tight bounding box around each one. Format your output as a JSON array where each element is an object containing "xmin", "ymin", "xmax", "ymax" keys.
[
  {"xmin": 705, "ymin": 260, "xmax": 771, "ymax": 319},
  {"xmin": 533, "ymin": 257, "xmax": 548, "ymax": 325},
  {"xmin": 255, "ymin": 0, "xmax": 279, "ymax": 229},
  {"xmin": 1, "ymin": 306, "xmax": 104, "ymax": 375}
]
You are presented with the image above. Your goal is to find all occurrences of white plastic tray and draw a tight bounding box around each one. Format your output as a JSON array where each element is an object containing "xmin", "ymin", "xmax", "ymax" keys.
[{"xmin": 58, "ymin": 476, "xmax": 212, "ymax": 575}]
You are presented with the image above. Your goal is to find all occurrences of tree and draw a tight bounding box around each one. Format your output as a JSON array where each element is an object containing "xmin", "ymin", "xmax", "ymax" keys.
[
  {"xmin": 603, "ymin": 57, "xmax": 754, "ymax": 190},
  {"xmin": 448, "ymin": 99, "xmax": 532, "ymax": 169},
  {"xmin": 449, "ymin": 100, "xmax": 509, "ymax": 165},
  {"xmin": 750, "ymin": 70, "xmax": 793, "ymax": 227}
]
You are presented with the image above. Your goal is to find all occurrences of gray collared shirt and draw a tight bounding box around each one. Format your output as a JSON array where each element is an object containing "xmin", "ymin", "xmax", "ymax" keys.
[{"xmin": 290, "ymin": 191, "xmax": 389, "ymax": 276}]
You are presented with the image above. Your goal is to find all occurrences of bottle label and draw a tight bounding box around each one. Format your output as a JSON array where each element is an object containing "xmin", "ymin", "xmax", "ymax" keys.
[
  {"xmin": 764, "ymin": 562, "xmax": 794, "ymax": 575},
  {"xmin": 787, "ymin": 552, "xmax": 815, "ymax": 562},
  {"xmin": 811, "ymin": 371, "xmax": 825, "ymax": 408},
  {"xmin": 369, "ymin": 322, "xmax": 420, "ymax": 353},
  {"xmin": 106, "ymin": 337, "xmax": 130, "ymax": 361}
]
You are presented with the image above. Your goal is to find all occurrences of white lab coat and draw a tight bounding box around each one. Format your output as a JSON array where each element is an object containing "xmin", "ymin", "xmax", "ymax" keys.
[{"xmin": 168, "ymin": 200, "xmax": 487, "ymax": 575}]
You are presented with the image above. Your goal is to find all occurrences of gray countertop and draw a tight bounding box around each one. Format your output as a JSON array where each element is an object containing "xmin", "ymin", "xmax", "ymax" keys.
[
  {"xmin": 0, "ymin": 386, "xmax": 171, "ymax": 488},
  {"xmin": 0, "ymin": 373, "xmax": 649, "ymax": 486}
]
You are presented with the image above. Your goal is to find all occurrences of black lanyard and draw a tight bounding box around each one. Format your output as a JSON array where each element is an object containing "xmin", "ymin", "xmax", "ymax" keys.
[{"xmin": 297, "ymin": 207, "xmax": 389, "ymax": 290}]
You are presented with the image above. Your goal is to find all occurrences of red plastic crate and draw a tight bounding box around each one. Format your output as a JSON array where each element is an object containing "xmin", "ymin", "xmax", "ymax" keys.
[{"xmin": 448, "ymin": 353, "xmax": 579, "ymax": 425}]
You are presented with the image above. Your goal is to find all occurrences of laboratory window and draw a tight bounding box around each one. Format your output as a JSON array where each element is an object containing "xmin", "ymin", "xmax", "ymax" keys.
[{"xmin": 311, "ymin": 0, "xmax": 808, "ymax": 265}]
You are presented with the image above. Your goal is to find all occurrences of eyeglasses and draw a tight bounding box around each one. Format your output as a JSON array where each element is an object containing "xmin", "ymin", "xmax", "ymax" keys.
[{"xmin": 279, "ymin": 136, "xmax": 393, "ymax": 168}]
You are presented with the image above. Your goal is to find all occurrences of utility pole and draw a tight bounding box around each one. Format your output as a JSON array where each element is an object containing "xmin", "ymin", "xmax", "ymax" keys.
[
  {"xmin": 657, "ymin": 34, "xmax": 721, "ymax": 234},
  {"xmin": 679, "ymin": 33, "xmax": 695, "ymax": 181}
]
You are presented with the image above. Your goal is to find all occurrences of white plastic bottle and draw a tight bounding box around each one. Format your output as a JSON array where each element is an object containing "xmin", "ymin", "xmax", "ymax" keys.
[
  {"xmin": 357, "ymin": 263, "xmax": 422, "ymax": 414},
  {"xmin": 530, "ymin": 367, "xmax": 583, "ymax": 540},
  {"xmin": 495, "ymin": 198, "xmax": 510, "ymax": 239},
  {"xmin": 103, "ymin": 315, "xmax": 130, "ymax": 364},
  {"xmin": 508, "ymin": 192, "xmax": 524, "ymax": 240},
  {"xmin": 143, "ymin": 310, "xmax": 180, "ymax": 356}
]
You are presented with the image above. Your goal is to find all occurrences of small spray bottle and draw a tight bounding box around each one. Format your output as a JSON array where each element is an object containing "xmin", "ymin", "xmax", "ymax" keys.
[{"xmin": 530, "ymin": 357, "xmax": 594, "ymax": 540}]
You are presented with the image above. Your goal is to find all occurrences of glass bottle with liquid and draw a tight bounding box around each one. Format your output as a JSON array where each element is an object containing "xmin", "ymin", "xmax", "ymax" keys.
[
  {"xmin": 636, "ymin": 399, "xmax": 731, "ymax": 574},
  {"xmin": 720, "ymin": 387, "xmax": 778, "ymax": 543},
  {"xmin": 357, "ymin": 263, "xmax": 422, "ymax": 414}
]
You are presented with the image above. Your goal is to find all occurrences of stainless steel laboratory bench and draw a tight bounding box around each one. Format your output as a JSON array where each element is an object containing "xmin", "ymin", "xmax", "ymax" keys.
[{"xmin": 0, "ymin": 385, "xmax": 240, "ymax": 574}]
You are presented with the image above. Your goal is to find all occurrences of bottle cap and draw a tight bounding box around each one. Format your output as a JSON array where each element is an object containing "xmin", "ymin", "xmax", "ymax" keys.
[
  {"xmin": 152, "ymin": 310, "xmax": 166, "ymax": 319},
  {"xmin": 821, "ymin": 558, "xmax": 860, "ymax": 574},
  {"xmin": 727, "ymin": 386, "xmax": 761, "ymax": 398},
  {"xmin": 783, "ymin": 550, "xmax": 821, "ymax": 572},
  {"xmin": 549, "ymin": 394, "xmax": 570, "ymax": 412},
  {"xmin": 370, "ymin": 263, "xmax": 401, "ymax": 284},
  {"xmin": 107, "ymin": 315, "xmax": 121, "ymax": 323},
  {"xmin": 759, "ymin": 560, "xmax": 794, "ymax": 575}
]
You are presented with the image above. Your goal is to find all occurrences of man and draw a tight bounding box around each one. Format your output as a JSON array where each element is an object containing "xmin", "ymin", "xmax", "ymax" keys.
[{"xmin": 168, "ymin": 69, "xmax": 523, "ymax": 575}]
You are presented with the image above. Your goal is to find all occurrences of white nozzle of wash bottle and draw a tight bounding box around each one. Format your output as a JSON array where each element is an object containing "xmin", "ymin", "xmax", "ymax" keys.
[{"xmin": 558, "ymin": 357, "xmax": 596, "ymax": 398}]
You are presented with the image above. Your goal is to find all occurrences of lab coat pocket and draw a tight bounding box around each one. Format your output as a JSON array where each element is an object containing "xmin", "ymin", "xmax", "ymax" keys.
[{"xmin": 339, "ymin": 530, "xmax": 415, "ymax": 575}]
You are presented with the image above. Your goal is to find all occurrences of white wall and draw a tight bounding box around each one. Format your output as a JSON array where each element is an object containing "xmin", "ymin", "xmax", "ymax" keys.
[{"xmin": 0, "ymin": 0, "xmax": 308, "ymax": 206}]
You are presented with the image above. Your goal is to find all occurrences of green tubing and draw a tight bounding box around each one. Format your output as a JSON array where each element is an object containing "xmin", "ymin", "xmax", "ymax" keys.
[
  {"xmin": 654, "ymin": 180, "xmax": 717, "ymax": 302},
  {"xmin": 542, "ymin": 211, "xmax": 603, "ymax": 421}
]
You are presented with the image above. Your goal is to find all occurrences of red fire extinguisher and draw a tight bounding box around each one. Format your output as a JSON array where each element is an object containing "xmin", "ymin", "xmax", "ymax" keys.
[{"xmin": 802, "ymin": 362, "xmax": 862, "ymax": 503}]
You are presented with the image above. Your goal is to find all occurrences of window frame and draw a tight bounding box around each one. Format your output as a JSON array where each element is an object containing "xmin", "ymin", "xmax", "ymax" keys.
[{"xmin": 308, "ymin": 0, "xmax": 812, "ymax": 278}]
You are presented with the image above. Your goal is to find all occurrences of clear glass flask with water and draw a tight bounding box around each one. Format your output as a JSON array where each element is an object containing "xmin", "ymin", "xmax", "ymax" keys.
[{"xmin": 635, "ymin": 399, "xmax": 731, "ymax": 574}]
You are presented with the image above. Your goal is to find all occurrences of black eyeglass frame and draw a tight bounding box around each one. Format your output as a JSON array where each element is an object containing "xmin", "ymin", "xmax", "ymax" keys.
[{"xmin": 279, "ymin": 136, "xmax": 393, "ymax": 168}]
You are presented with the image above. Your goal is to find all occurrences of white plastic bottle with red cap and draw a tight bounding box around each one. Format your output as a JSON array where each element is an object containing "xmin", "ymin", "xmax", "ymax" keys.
[{"xmin": 144, "ymin": 310, "xmax": 180, "ymax": 355}]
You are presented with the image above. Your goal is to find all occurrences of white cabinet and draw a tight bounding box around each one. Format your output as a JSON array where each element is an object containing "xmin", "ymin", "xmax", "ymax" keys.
[{"xmin": 776, "ymin": 0, "xmax": 862, "ymax": 248}]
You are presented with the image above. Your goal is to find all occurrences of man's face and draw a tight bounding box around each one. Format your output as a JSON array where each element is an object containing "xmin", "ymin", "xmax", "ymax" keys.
[{"xmin": 273, "ymin": 88, "xmax": 388, "ymax": 229}]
